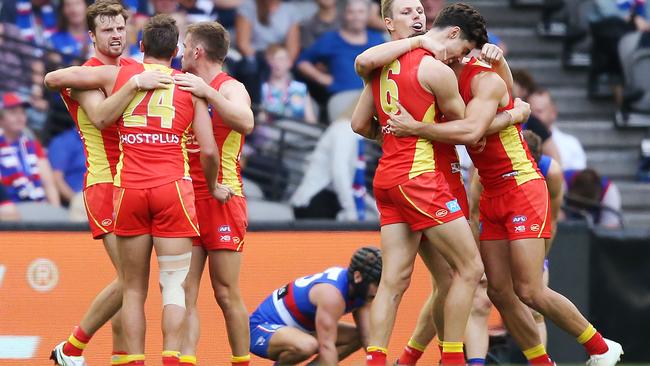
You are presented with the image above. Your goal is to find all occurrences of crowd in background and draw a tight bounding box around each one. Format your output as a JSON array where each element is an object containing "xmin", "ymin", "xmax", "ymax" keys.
[{"xmin": 0, "ymin": 0, "xmax": 626, "ymax": 228}]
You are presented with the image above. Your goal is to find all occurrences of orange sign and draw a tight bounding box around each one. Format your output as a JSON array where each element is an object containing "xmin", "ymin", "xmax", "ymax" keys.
[{"xmin": 0, "ymin": 231, "xmax": 501, "ymax": 365}]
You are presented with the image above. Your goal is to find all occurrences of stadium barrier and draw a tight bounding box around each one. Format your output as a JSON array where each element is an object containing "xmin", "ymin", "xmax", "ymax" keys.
[{"xmin": 1, "ymin": 221, "xmax": 648, "ymax": 364}]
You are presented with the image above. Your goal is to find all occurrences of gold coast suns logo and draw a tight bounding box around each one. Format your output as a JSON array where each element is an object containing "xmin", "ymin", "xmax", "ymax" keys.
[
  {"xmin": 468, "ymin": 136, "xmax": 487, "ymax": 153},
  {"xmin": 26, "ymin": 258, "xmax": 59, "ymax": 292}
]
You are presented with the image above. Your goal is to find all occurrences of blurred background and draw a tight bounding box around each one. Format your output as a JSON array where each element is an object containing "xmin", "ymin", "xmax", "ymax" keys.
[{"xmin": 0, "ymin": 0, "xmax": 649, "ymax": 364}]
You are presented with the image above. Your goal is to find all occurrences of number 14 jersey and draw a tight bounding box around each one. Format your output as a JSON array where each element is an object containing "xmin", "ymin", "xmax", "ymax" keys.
[{"xmin": 112, "ymin": 63, "xmax": 195, "ymax": 188}]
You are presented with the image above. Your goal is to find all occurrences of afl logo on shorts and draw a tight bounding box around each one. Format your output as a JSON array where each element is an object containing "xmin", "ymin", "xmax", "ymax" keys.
[
  {"xmin": 26, "ymin": 258, "xmax": 59, "ymax": 292},
  {"xmin": 512, "ymin": 215, "xmax": 527, "ymax": 224},
  {"xmin": 101, "ymin": 219, "xmax": 113, "ymax": 227},
  {"xmin": 436, "ymin": 209, "xmax": 448, "ymax": 217}
]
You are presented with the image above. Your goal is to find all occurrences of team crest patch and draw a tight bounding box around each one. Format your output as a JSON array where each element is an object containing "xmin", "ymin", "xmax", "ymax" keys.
[
  {"xmin": 530, "ymin": 224, "xmax": 540, "ymax": 232},
  {"xmin": 436, "ymin": 209, "xmax": 448, "ymax": 218},
  {"xmin": 101, "ymin": 219, "xmax": 113, "ymax": 227},
  {"xmin": 446, "ymin": 199, "xmax": 461, "ymax": 213}
]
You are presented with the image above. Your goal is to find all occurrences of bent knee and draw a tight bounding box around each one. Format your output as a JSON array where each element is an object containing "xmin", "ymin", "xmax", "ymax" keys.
[
  {"xmin": 213, "ymin": 283, "xmax": 241, "ymax": 311},
  {"xmin": 514, "ymin": 285, "xmax": 543, "ymax": 308},
  {"xmin": 294, "ymin": 337, "xmax": 319, "ymax": 358}
]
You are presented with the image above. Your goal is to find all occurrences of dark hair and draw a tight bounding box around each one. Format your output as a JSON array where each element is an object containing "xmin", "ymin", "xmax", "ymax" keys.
[
  {"xmin": 348, "ymin": 246, "xmax": 382, "ymax": 300},
  {"xmin": 142, "ymin": 14, "xmax": 179, "ymax": 60},
  {"xmin": 187, "ymin": 22, "xmax": 230, "ymax": 63},
  {"xmin": 86, "ymin": 0, "xmax": 129, "ymax": 34},
  {"xmin": 522, "ymin": 130, "xmax": 542, "ymax": 163},
  {"xmin": 433, "ymin": 3, "xmax": 488, "ymax": 48},
  {"xmin": 512, "ymin": 68, "xmax": 537, "ymax": 99},
  {"xmin": 569, "ymin": 169, "xmax": 603, "ymax": 204}
]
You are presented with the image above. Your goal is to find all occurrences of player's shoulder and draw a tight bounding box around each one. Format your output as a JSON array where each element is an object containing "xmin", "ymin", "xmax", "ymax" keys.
[{"xmin": 472, "ymin": 70, "xmax": 507, "ymax": 94}]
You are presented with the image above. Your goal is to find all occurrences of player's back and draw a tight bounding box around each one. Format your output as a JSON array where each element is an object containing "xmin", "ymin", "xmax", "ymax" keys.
[
  {"xmin": 187, "ymin": 72, "xmax": 245, "ymax": 199},
  {"xmin": 458, "ymin": 58, "xmax": 542, "ymax": 197},
  {"xmin": 60, "ymin": 56, "xmax": 138, "ymax": 187},
  {"xmin": 112, "ymin": 63, "xmax": 195, "ymax": 188},
  {"xmin": 370, "ymin": 48, "xmax": 443, "ymax": 190}
]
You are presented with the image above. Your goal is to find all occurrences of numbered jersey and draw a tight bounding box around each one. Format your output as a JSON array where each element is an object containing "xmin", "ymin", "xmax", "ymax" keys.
[
  {"xmin": 370, "ymin": 49, "xmax": 445, "ymax": 190},
  {"xmin": 112, "ymin": 63, "xmax": 195, "ymax": 189},
  {"xmin": 254, "ymin": 266, "xmax": 365, "ymax": 332},
  {"xmin": 458, "ymin": 58, "xmax": 542, "ymax": 197},
  {"xmin": 187, "ymin": 72, "xmax": 245, "ymax": 199},
  {"xmin": 60, "ymin": 56, "xmax": 138, "ymax": 188}
]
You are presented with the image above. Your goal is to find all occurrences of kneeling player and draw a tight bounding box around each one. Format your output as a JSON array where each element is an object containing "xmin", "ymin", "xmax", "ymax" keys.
[{"xmin": 249, "ymin": 247, "xmax": 382, "ymax": 365}]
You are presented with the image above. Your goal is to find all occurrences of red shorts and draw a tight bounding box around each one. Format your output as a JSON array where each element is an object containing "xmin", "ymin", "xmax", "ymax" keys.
[
  {"xmin": 374, "ymin": 172, "xmax": 466, "ymax": 231},
  {"xmin": 479, "ymin": 179, "xmax": 552, "ymax": 241},
  {"xmin": 192, "ymin": 195, "xmax": 248, "ymax": 251},
  {"xmin": 113, "ymin": 179, "xmax": 200, "ymax": 238},
  {"xmin": 83, "ymin": 183, "xmax": 115, "ymax": 239}
]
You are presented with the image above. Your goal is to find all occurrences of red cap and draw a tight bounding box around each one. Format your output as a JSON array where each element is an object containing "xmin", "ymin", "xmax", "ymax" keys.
[{"xmin": 1, "ymin": 93, "xmax": 29, "ymax": 109}]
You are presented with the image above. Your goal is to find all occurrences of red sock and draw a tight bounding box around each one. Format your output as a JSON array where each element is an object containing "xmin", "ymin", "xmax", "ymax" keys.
[
  {"xmin": 179, "ymin": 355, "xmax": 196, "ymax": 366},
  {"xmin": 231, "ymin": 354, "xmax": 251, "ymax": 366},
  {"xmin": 441, "ymin": 342, "xmax": 465, "ymax": 366},
  {"xmin": 162, "ymin": 351, "xmax": 180, "ymax": 366},
  {"xmin": 529, "ymin": 354, "xmax": 554, "ymax": 365},
  {"xmin": 62, "ymin": 326, "xmax": 92, "ymax": 357},
  {"xmin": 397, "ymin": 343, "xmax": 424, "ymax": 365},
  {"xmin": 583, "ymin": 331, "xmax": 609, "ymax": 356},
  {"xmin": 367, "ymin": 347, "xmax": 388, "ymax": 366}
]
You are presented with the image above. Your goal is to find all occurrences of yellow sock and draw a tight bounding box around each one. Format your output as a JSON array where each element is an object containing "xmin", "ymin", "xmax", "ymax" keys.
[
  {"xmin": 442, "ymin": 341, "xmax": 464, "ymax": 353},
  {"xmin": 577, "ymin": 324, "xmax": 597, "ymax": 344},
  {"xmin": 523, "ymin": 344, "xmax": 547, "ymax": 360},
  {"xmin": 179, "ymin": 355, "xmax": 197, "ymax": 365},
  {"xmin": 408, "ymin": 338, "xmax": 426, "ymax": 352}
]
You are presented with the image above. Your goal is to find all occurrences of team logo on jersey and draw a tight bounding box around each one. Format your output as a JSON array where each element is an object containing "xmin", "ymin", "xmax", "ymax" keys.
[
  {"xmin": 446, "ymin": 199, "xmax": 461, "ymax": 213},
  {"xmin": 219, "ymin": 225, "xmax": 231, "ymax": 233},
  {"xmin": 512, "ymin": 215, "xmax": 527, "ymax": 224},
  {"xmin": 220, "ymin": 235, "xmax": 231, "ymax": 242},
  {"xmin": 436, "ymin": 209, "xmax": 448, "ymax": 217},
  {"xmin": 101, "ymin": 219, "xmax": 113, "ymax": 227},
  {"xmin": 514, "ymin": 225, "xmax": 526, "ymax": 233},
  {"xmin": 451, "ymin": 162, "xmax": 461, "ymax": 174},
  {"xmin": 530, "ymin": 224, "xmax": 540, "ymax": 232}
]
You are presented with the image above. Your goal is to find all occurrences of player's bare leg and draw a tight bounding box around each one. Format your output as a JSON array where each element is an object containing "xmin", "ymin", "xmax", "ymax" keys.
[
  {"xmin": 307, "ymin": 322, "xmax": 362, "ymax": 365},
  {"xmin": 154, "ymin": 237, "xmax": 193, "ymax": 355},
  {"xmin": 419, "ymin": 243, "xmax": 454, "ymax": 341},
  {"xmin": 481, "ymin": 240, "xmax": 550, "ymax": 364},
  {"xmin": 267, "ymin": 327, "xmax": 319, "ymax": 364},
  {"xmin": 117, "ymin": 234, "xmax": 153, "ymax": 355},
  {"xmin": 366, "ymin": 223, "xmax": 421, "ymax": 364},
  {"xmin": 421, "ymin": 218, "xmax": 484, "ymax": 351},
  {"xmin": 465, "ymin": 277, "xmax": 491, "ymax": 365},
  {"xmin": 180, "ymin": 245, "xmax": 208, "ymax": 358},
  {"xmin": 207, "ymin": 250, "xmax": 250, "ymax": 359}
]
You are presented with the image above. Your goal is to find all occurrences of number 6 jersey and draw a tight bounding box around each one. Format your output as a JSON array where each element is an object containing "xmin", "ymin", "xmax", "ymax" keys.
[{"xmin": 111, "ymin": 63, "xmax": 195, "ymax": 188}]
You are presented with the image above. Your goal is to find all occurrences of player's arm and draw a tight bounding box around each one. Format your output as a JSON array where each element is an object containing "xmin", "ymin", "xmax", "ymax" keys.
[
  {"xmin": 352, "ymin": 301, "xmax": 372, "ymax": 349},
  {"xmin": 479, "ymin": 43, "xmax": 514, "ymax": 92},
  {"xmin": 192, "ymin": 97, "xmax": 233, "ymax": 203},
  {"xmin": 44, "ymin": 65, "xmax": 118, "ymax": 91},
  {"xmin": 546, "ymin": 158, "xmax": 564, "ymax": 251},
  {"xmin": 174, "ymin": 73, "xmax": 254, "ymax": 135},
  {"xmin": 351, "ymin": 85, "xmax": 381, "ymax": 140},
  {"xmin": 484, "ymin": 98, "xmax": 530, "ymax": 135},
  {"xmin": 72, "ymin": 71, "xmax": 173, "ymax": 129},
  {"xmin": 310, "ymin": 284, "xmax": 346, "ymax": 366},
  {"xmin": 420, "ymin": 56, "xmax": 465, "ymax": 121}
]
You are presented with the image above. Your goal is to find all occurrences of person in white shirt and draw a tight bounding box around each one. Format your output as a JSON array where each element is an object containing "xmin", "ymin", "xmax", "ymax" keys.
[{"xmin": 529, "ymin": 88, "xmax": 587, "ymax": 171}]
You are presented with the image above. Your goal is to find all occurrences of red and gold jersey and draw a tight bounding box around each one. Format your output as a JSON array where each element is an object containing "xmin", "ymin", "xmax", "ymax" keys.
[
  {"xmin": 112, "ymin": 63, "xmax": 195, "ymax": 189},
  {"xmin": 459, "ymin": 57, "xmax": 542, "ymax": 197},
  {"xmin": 370, "ymin": 48, "xmax": 443, "ymax": 190},
  {"xmin": 187, "ymin": 72, "xmax": 245, "ymax": 200},
  {"xmin": 60, "ymin": 56, "xmax": 138, "ymax": 188},
  {"xmin": 434, "ymin": 116, "xmax": 464, "ymax": 193}
]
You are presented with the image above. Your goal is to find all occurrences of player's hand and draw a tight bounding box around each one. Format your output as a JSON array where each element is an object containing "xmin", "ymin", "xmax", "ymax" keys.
[
  {"xmin": 135, "ymin": 71, "xmax": 173, "ymax": 90},
  {"xmin": 174, "ymin": 72, "xmax": 211, "ymax": 98},
  {"xmin": 419, "ymin": 35, "xmax": 448, "ymax": 63},
  {"xmin": 479, "ymin": 43, "xmax": 504, "ymax": 65},
  {"xmin": 511, "ymin": 97, "xmax": 531, "ymax": 124},
  {"xmin": 212, "ymin": 183, "xmax": 235, "ymax": 203},
  {"xmin": 387, "ymin": 101, "xmax": 419, "ymax": 137}
]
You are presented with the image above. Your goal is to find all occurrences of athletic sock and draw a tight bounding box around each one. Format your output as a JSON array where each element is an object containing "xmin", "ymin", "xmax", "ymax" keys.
[
  {"xmin": 111, "ymin": 351, "xmax": 128, "ymax": 365},
  {"xmin": 162, "ymin": 350, "xmax": 180, "ymax": 366},
  {"xmin": 231, "ymin": 354, "xmax": 251, "ymax": 366},
  {"xmin": 366, "ymin": 346, "xmax": 388, "ymax": 366},
  {"xmin": 467, "ymin": 358, "xmax": 486, "ymax": 366},
  {"xmin": 62, "ymin": 326, "xmax": 92, "ymax": 357},
  {"xmin": 440, "ymin": 341, "xmax": 465, "ymax": 365},
  {"xmin": 179, "ymin": 355, "xmax": 196, "ymax": 366},
  {"xmin": 437, "ymin": 339, "xmax": 443, "ymax": 356},
  {"xmin": 577, "ymin": 324, "xmax": 609, "ymax": 355},
  {"xmin": 523, "ymin": 344, "xmax": 554, "ymax": 365},
  {"xmin": 122, "ymin": 354, "xmax": 145, "ymax": 365},
  {"xmin": 397, "ymin": 338, "xmax": 426, "ymax": 365}
]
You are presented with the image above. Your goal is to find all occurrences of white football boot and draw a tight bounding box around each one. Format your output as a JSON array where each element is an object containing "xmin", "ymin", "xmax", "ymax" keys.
[
  {"xmin": 586, "ymin": 339, "xmax": 623, "ymax": 366},
  {"xmin": 50, "ymin": 341, "xmax": 88, "ymax": 366}
]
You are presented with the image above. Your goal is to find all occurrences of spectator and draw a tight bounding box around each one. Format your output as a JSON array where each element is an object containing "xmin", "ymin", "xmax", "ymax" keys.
[
  {"xmin": 27, "ymin": 59, "xmax": 49, "ymax": 133},
  {"xmin": 297, "ymin": 0, "xmax": 383, "ymax": 102},
  {"xmin": 261, "ymin": 44, "xmax": 316, "ymax": 123},
  {"xmin": 512, "ymin": 68, "xmax": 562, "ymax": 165},
  {"xmin": 529, "ymin": 89, "xmax": 587, "ymax": 170},
  {"xmin": 0, "ymin": 183, "xmax": 20, "ymax": 221},
  {"xmin": 0, "ymin": 22, "xmax": 32, "ymax": 93},
  {"xmin": 48, "ymin": 0, "xmax": 91, "ymax": 63},
  {"xmin": 0, "ymin": 92, "xmax": 59, "ymax": 206},
  {"xmin": 0, "ymin": 0, "xmax": 58, "ymax": 48},
  {"xmin": 235, "ymin": 0, "xmax": 300, "ymax": 103},
  {"xmin": 299, "ymin": 0, "xmax": 340, "ymax": 50},
  {"xmin": 290, "ymin": 96, "xmax": 377, "ymax": 221},
  {"xmin": 48, "ymin": 127, "xmax": 86, "ymax": 206},
  {"xmin": 564, "ymin": 168, "xmax": 623, "ymax": 228}
]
